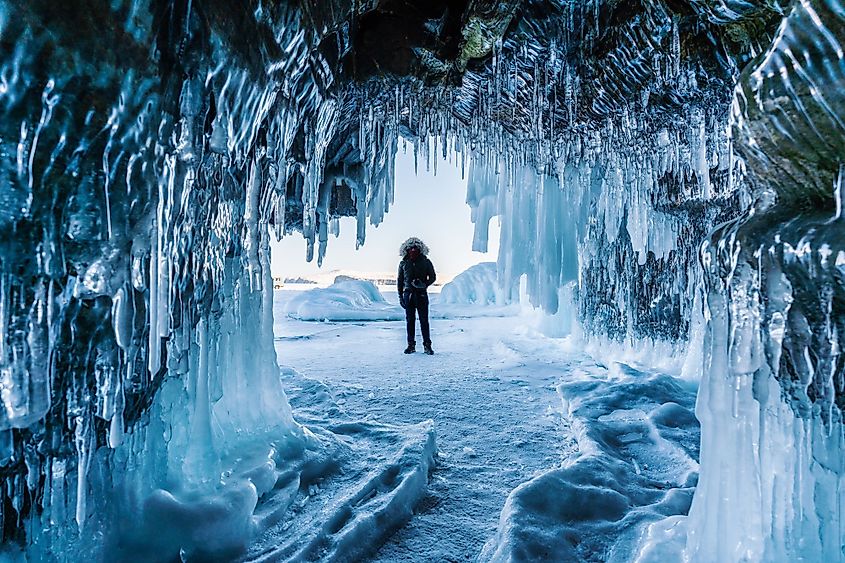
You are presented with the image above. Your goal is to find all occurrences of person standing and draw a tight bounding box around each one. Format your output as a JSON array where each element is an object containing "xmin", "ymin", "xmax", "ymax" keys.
[{"xmin": 397, "ymin": 237, "xmax": 436, "ymax": 354}]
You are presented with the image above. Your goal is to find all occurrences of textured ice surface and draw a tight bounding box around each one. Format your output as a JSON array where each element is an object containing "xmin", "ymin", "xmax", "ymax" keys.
[
  {"xmin": 275, "ymin": 287, "xmax": 702, "ymax": 561},
  {"xmin": 638, "ymin": 1, "xmax": 845, "ymax": 560},
  {"xmin": 482, "ymin": 362, "xmax": 699, "ymax": 562},
  {"xmin": 244, "ymin": 368, "xmax": 436, "ymax": 562},
  {"xmin": 0, "ymin": 0, "xmax": 397, "ymax": 556}
]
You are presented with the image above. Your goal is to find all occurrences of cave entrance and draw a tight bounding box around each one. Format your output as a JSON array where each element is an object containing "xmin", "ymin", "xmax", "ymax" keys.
[{"xmin": 270, "ymin": 146, "xmax": 500, "ymax": 304}]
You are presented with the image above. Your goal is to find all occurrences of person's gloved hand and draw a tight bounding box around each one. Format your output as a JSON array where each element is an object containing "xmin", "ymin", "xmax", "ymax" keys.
[{"xmin": 399, "ymin": 294, "xmax": 406, "ymax": 309}]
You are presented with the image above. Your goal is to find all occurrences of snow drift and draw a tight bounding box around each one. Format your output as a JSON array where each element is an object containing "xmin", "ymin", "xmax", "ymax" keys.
[
  {"xmin": 481, "ymin": 362, "xmax": 699, "ymax": 562},
  {"xmin": 245, "ymin": 368, "xmax": 437, "ymax": 562},
  {"xmin": 439, "ymin": 262, "xmax": 508, "ymax": 306},
  {"xmin": 282, "ymin": 280, "xmax": 403, "ymax": 321}
]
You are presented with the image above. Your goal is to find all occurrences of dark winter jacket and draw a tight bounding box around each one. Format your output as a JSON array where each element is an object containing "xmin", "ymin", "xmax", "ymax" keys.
[{"xmin": 397, "ymin": 256, "xmax": 436, "ymax": 295}]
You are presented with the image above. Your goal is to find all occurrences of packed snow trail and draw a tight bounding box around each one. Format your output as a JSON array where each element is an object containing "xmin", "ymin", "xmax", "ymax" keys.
[
  {"xmin": 275, "ymin": 314, "xmax": 568, "ymax": 559},
  {"xmin": 273, "ymin": 289, "xmax": 699, "ymax": 561}
]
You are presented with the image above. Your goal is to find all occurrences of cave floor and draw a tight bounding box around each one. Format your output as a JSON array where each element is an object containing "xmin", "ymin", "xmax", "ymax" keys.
[
  {"xmin": 272, "ymin": 290, "xmax": 699, "ymax": 562},
  {"xmin": 273, "ymin": 291, "xmax": 590, "ymax": 561}
]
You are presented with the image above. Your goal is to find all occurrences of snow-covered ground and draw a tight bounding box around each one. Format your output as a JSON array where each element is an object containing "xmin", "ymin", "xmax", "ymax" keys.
[{"xmin": 272, "ymin": 285, "xmax": 700, "ymax": 561}]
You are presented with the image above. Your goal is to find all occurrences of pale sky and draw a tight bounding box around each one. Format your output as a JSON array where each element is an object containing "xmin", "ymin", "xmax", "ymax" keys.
[{"xmin": 270, "ymin": 146, "xmax": 500, "ymax": 283}]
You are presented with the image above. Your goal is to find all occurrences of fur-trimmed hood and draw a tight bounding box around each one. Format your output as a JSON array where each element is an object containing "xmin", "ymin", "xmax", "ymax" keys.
[{"xmin": 399, "ymin": 237, "xmax": 429, "ymax": 257}]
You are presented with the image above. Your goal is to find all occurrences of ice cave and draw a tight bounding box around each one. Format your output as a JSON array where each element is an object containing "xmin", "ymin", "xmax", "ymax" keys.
[{"xmin": 0, "ymin": 0, "xmax": 843, "ymax": 561}]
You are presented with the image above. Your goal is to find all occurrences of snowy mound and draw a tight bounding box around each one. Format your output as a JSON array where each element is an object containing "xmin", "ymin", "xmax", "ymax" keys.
[
  {"xmin": 440, "ymin": 262, "xmax": 506, "ymax": 306},
  {"xmin": 482, "ymin": 363, "xmax": 699, "ymax": 561},
  {"xmin": 243, "ymin": 369, "xmax": 436, "ymax": 561},
  {"xmin": 283, "ymin": 280, "xmax": 403, "ymax": 321}
]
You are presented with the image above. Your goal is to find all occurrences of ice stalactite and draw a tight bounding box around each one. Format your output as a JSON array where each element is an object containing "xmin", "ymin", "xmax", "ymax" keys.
[
  {"xmin": 684, "ymin": 214, "xmax": 845, "ymax": 562},
  {"xmin": 349, "ymin": 0, "xmax": 753, "ymax": 340},
  {"xmin": 458, "ymin": 105, "xmax": 737, "ymax": 341},
  {"xmin": 350, "ymin": 0, "xmax": 785, "ymax": 344}
]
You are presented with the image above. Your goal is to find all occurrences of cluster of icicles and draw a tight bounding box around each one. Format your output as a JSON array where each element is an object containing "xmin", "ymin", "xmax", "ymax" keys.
[
  {"xmin": 0, "ymin": 0, "xmax": 738, "ymax": 548},
  {"xmin": 0, "ymin": 0, "xmax": 392, "ymax": 554}
]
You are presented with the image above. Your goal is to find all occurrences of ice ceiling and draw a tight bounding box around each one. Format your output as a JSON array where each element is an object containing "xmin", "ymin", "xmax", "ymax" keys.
[{"xmin": 0, "ymin": 0, "xmax": 843, "ymax": 560}]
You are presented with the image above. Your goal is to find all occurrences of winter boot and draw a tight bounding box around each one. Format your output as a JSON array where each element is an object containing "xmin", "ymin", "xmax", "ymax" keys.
[
  {"xmin": 404, "ymin": 344, "xmax": 416, "ymax": 354},
  {"xmin": 423, "ymin": 344, "xmax": 434, "ymax": 355}
]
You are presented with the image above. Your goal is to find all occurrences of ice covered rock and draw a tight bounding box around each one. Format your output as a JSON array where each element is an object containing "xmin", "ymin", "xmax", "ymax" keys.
[{"xmin": 642, "ymin": 2, "xmax": 845, "ymax": 560}]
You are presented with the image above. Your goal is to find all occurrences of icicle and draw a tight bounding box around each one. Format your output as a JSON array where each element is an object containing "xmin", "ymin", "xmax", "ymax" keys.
[
  {"xmin": 670, "ymin": 15, "xmax": 681, "ymax": 80},
  {"xmin": 74, "ymin": 415, "xmax": 94, "ymax": 528}
]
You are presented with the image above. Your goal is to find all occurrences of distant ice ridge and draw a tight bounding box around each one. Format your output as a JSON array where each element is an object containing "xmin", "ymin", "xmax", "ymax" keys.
[
  {"xmin": 283, "ymin": 280, "xmax": 403, "ymax": 321},
  {"xmin": 278, "ymin": 273, "xmax": 519, "ymax": 323},
  {"xmin": 440, "ymin": 262, "xmax": 509, "ymax": 306}
]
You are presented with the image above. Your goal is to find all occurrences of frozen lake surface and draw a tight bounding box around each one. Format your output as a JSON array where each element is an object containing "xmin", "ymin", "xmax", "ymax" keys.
[{"xmin": 274, "ymin": 287, "xmax": 700, "ymax": 561}]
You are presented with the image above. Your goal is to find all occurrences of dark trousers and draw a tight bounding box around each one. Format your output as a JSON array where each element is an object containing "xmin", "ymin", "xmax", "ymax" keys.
[{"xmin": 404, "ymin": 291, "xmax": 431, "ymax": 346}]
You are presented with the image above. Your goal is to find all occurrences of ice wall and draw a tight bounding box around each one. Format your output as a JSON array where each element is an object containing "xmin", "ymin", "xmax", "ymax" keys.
[
  {"xmin": 440, "ymin": 0, "xmax": 751, "ymax": 341},
  {"xmin": 464, "ymin": 123, "xmax": 731, "ymax": 341},
  {"xmin": 0, "ymin": 0, "xmax": 395, "ymax": 556},
  {"xmin": 682, "ymin": 0, "xmax": 845, "ymax": 560},
  {"xmin": 684, "ymin": 214, "xmax": 845, "ymax": 562},
  {"xmin": 373, "ymin": 1, "xmax": 843, "ymax": 558}
]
